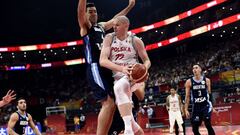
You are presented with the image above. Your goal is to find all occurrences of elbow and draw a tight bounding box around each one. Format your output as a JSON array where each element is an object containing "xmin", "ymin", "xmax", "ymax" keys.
[{"xmin": 99, "ymin": 59, "xmax": 106, "ymax": 67}]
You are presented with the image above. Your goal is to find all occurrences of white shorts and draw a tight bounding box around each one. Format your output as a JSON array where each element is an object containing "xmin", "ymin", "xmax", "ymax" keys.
[
  {"xmin": 169, "ymin": 110, "xmax": 183, "ymax": 125},
  {"xmin": 114, "ymin": 75, "xmax": 144, "ymax": 92}
]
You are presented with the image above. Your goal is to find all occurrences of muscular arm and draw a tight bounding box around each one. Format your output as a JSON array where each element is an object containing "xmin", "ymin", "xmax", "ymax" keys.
[
  {"xmin": 100, "ymin": 34, "xmax": 126, "ymax": 73},
  {"xmin": 206, "ymin": 78, "xmax": 211, "ymax": 94},
  {"xmin": 8, "ymin": 113, "xmax": 19, "ymax": 135},
  {"xmin": 134, "ymin": 37, "xmax": 151, "ymax": 70},
  {"xmin": 28, "ymin": 114, "xmax": 41, "ymax": 135},
  {"xmin": 178, "ymin": 94, "xmax": 184, "ymax": 113},
  {"xmin": 101, "ymin": 0, "xmax": 135, "ymax": 31},
  {"xmin": 184, "ymin": 79, "xmax": 191, "ymax": 118},
  {"xmin": 77, "ymin": 0, "xmax": 91, "ymax": 36}
]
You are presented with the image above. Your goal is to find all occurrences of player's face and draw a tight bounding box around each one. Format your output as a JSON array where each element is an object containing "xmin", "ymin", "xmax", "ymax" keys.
[
  {"xmin": 170, "ymin": 88, "xmax": 176, "ymax": 95},
  {"xmin": 113, "ymin": 19, "xmax": 127, "ymax": 36},
  {"xmin": 192, "ymin": 65, "xmax": 202, "ymax": 76},
  {"xmin": 86, "ymin": 7, "xmax": 98, "ymax": 24},
  {"xmin": 17, "ymin": 99, "xmax": 27, "ymax": 111}
]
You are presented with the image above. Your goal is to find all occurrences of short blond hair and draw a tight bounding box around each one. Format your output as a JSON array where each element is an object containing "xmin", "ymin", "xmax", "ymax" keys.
[{"xmin": 115, "ymin": 16, "xmax": 130, "ymax": 25}]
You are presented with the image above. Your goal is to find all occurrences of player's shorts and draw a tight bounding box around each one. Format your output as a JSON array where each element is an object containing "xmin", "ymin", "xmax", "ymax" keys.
[
  {"xmin": 86, "ymin": 63, "xmax": 114, "ymax": 101},
  {"xmin": 114, "ymin": 75, "xmax": 145, "ymax": 92},
  {"xmin": 169, "ymin": 110, "xmax": 183, "ymax": 125},
  {"xmin": 191, "ymin": 103, "xmax": 212, "ymax": 123}
]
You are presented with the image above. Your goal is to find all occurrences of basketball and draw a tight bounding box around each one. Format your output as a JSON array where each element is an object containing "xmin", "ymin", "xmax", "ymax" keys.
[{"xmin": 131, "ymin": 63, "xmax": 148, "ymax": 83}]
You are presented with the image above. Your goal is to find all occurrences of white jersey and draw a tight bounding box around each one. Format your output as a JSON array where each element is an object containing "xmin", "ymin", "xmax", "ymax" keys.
[
  {"xmin": 110, "ymin": 33, "xmax": 138, "ymax": 79},
  {"xmin": 169, "ymin": 94, "xmax": 181, "ymax": 112}
]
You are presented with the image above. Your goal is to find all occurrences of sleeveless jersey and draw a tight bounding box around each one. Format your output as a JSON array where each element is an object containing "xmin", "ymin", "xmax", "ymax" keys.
[
  {"xmin": 190, "ymin": 76, "xmax": 210, "ymax": 107},
  {"xmin": 14, "ymin": 111, "xmax": 29, "ymax": 135},
  {"xmin": 110, "ymin": 33, "xmax": 138, "ymax": 79},
  {"xmin": 83, "ymin": 23, "xmax": 105, "ymax": 64},
  {"xmin": 169, "ymin": 94, "xmax": 181, "ymax": 112}
]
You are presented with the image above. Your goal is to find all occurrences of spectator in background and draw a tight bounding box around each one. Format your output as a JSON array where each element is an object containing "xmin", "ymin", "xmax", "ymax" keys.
[
  {"xmin": 73, "ymin": 115, "xmax": 80, "ymax": 132},
  {"xmin": 147, "ymin": 105, "xmax": 153, "ymax": 118}
]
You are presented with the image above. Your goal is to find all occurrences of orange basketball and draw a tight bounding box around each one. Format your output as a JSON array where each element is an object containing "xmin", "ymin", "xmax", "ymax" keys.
[{"xmin": 131, "ymin": 63, "xmax": 148, "ymax": 83}]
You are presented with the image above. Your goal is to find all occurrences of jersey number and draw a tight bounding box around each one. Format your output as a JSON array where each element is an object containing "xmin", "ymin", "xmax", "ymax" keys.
[
  {"xmin": 198, "ymin": 90, "xmax": 202, "ymax": 96},
  {"xmin": 115, "ymin": 54, "xmax": 124, "ymax": 61}
]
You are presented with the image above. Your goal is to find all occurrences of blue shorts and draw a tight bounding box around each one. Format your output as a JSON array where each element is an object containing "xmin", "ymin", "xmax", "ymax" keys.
[
  {"xmin": 86, "ymin": 63, "xmax": 114, "ymax": 101},
  {"xmin": 191, "ymin": 103, "xmax": 212, "ymax": 123}
]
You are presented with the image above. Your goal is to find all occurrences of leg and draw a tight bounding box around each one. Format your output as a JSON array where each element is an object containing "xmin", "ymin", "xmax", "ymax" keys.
[
  {"xmin": 204, "ymin": 118, "xmax": 215, "ymax": 135},
  {"xmin": 191, "ymin": 120, "xmax": 201, "ymax": 135},
  {"xmin": 203, "ymin": 109, "xmax": 215, "ymax": 135},
  {"xmin": 133, "ymin": 82, "xmax": 145, "ymax": 101},
  {"xmin": 176, "ymin": 111, "xmax": 183, "ymax": 132},
  {"xmin": 114, "ymin": 77, "xmax": 134, "ymax": 134},
  {"xmin": 169, "ymin": 111, "xmax": 175, "ymax": 134},
  {"xmin": 97, "ymin": 96, "xmax": 116, "ymax": 135},
  {"xmin": 130, "ymin": 114, "xmax": 144, "ymax": 135}
]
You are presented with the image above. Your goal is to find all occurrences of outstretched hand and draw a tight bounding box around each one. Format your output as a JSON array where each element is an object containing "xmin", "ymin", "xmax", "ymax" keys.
[{"xmin": 2, "ymin": 90, "xmax": 16, "ymax": 104}]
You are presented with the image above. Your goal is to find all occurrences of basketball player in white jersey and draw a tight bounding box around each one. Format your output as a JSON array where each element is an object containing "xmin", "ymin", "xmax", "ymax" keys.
[
  {"xmin": 166, "ymin": 87, "xmax": 184, "ymax": 134},
  {"xmin": 100, "ymin": 16, "xmax": 151, "ymax": 135}
]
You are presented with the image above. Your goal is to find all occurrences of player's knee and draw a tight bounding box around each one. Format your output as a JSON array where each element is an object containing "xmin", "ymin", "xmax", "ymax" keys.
[
  {"xmin": 134, "ymin": 89, "xmax": 145, "ymax": 101},
  {"xmin": 204, "ymin": 119, "xmax": 212, "ymax": 128},
  {"xmin": 114, "ymin": 78, "xmax": 131, "ymax": 105},
  {"xmin": 102, "ymin": 96, "xmax": 115, "ymax": 110}
]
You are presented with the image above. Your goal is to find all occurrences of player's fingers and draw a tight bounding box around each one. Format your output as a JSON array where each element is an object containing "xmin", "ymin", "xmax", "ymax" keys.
[
  {"xmin": 9, "ymin": 90, "xmax": 15, "ymax": 95},
  {"xmin": 11, "ymin": 94, "xmax": 17, "ymax": 98},
  {"xmin": 7, "ymin": 90, "xmax": 12, "ymax": 95}
]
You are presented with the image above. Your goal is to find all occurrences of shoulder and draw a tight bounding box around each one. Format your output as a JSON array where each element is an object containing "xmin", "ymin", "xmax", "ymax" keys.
[
  {"xmin": 10, "ymin": 112, "xmax": 19, "ymax": 121},
  {"xmin": 104, "ymin": 33, "xmax": 115, "ymax": 42},
  {"xmin": 186, "ymin": 79, "xmax": 191, "ymax": 85},
  {"xmin": 206, "ymin": 77, "xmax": 210, "ymax": 82},
  {"xmin": 27, "ymin": 113, "xmax": 32, "ymax": 119},
  {"xmin": 132, "ymin": 35, "xmax": 143, "ymax": 44}
]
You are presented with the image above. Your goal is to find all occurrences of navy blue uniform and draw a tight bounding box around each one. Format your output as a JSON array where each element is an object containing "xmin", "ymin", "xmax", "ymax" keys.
[
  {"xmin": 190, "ymin": 76, "xmax": 212, "ymax": 122},
  {"xmin": 14, "ymin": 111, "xmax": 29, "ymax": 135},
  {"xmin": 190, "ymin": 76, "xmax": 215, "ymax": 135},
  {"xmin": 83, "ymin": 24, "xmax": 114, "ymax": 101}
]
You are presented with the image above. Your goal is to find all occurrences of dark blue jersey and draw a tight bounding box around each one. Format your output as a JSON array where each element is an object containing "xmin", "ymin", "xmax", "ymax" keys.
[
  {"xmin": 83, "ymin": 23, "xmax": 105, "ymax": 64},
  {"xmin": 190, "ymin": 76, "xmax": 210, "ymax": 108},
  {"xmin": 14, "ymin": 111, "xmax": 29, "ymax": 135}
]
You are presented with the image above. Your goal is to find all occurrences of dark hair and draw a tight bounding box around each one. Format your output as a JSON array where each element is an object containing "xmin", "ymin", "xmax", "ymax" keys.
[
  {"xmin": 86, "ymin": 3, "xmax": 95, "ymax": 10},
  {"xmin": 16, "ymin": 97, "xmax": 26, "ymax": 105},
  {"xmin": 193, "ymin": 63, "xmax": 202, "ymax": 69}
]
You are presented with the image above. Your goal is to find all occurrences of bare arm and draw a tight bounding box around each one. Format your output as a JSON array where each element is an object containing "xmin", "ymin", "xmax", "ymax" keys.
[
  {"xmin": 77, "ymin": 0, "xmax": 91, "ymax": 36},
  {"xmin": 206, "ymin": 78, "xmax": 211, "ymax": 94},
  {"xmin": 8, "ymin": 113, "xmax": 19, "ymax": 135},
  {"xmin": 166, "ymin": 96, "xmax": 170, "ymax": 111},
  {"xmin": 101, "ymin": 0, "xmax": 135, "ymax": 31},
  {"xmin": 178, "ymin": 94, "xmax": 184, "ymax": 114},
  {"xmin": 99, "ymin": 34, "xmax": 132, "ymax": 75},
  {"xmin": 184, "ymin": 79, "xmax": 191, "ymax": 118},
  {"xmin": 0, "ymin": 90, "xmax": 16, "ymax": 108},
  {"xmin": 28, "ymin": 114, "xmax": 41, "ymax": 135},
  {"xmin": 100, "ymin": 34, "xmax": 122, "ymax": 72},
  {"xmin": 134, "ymin": 37, "xmax": 151, "ymax": 70},
  {"xmin": 206, "ymin": 78, "xmax": 218, "ymax": 114}
]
